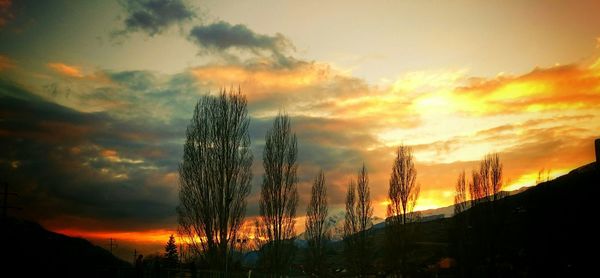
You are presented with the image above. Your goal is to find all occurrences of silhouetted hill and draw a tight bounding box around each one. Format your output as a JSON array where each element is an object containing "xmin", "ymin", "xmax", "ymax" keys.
[
  {"xmin": 482, "ymin": 162, "xmax": 599, "ymax": 276},
  {"xmin": 322, "ymin": 162, "xmax": 599, "ymax": 277},
  {"xmin": 1, "ymin": 217, "xmax": 131, "ymax": 277}
]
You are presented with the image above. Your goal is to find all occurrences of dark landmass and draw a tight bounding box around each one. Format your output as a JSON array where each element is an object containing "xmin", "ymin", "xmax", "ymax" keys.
[
  {"xmin": 319, "ymin": 162, "xmax": 599, "ymax": 277},
  {"xmin": 1, "ymin": 217, "xmax": 131, "ymax": 277},
  {"xmin": 1, "ymin": 162, "xmax": 597, "ymax": 277}
]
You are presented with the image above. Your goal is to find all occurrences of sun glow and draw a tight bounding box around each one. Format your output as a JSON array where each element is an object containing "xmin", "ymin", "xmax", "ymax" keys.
[
  {"xmin": 503, "ymin": 168, "xmax": 571, "ymax": 192},
  {"xmin": 56, "ymin": 228, "xmax": 176, "ymax": 243}
]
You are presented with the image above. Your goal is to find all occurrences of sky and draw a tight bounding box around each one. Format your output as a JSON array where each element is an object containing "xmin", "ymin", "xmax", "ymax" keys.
[{"xmin": 1, "ymin": 0, "xmax": 599, "ymax": 260}]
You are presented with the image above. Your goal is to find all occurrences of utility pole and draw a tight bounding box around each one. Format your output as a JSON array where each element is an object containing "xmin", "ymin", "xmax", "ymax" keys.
[
  {"xmin": 107, "ymin": 238, "xmax": 118, "ymax": 255},
  {"xmin": 1, "ymin": 182, "xmax": 21, "ymax": 219},
  {"xmin": 133, "ymin": 249, "xmax": 137, "ymax": 265}
]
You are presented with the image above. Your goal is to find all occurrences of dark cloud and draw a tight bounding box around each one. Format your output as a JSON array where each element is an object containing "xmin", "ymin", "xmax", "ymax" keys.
[
  {"xmin": 109, "ymin": 70, "xmax": 156, "ymax": 91},
  {"xmin": 0, "ymin": 79, "xmax": 185, "ymax": 231},
  {"xmin": 189, "ymin": 21, "xmax": 294, "ymax": 57},
  {"xmin": 75, "ymin": 70, "xmax": 202, "ymax": 123},
  {"xmin": 118, "ymin": 0, "xmax": 195, "ymax": 36}
]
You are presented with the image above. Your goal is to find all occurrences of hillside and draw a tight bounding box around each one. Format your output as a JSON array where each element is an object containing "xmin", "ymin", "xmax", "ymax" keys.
[
  {"xmin": 317, "ymin": 162, "xmax": 599, "ymax": 277},
  {"xmin": 1, "ymin": 217, "xmax": 131, "ymax": 277}
]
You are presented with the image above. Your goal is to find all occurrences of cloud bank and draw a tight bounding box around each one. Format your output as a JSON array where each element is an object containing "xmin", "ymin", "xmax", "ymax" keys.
[
  {"xmin": 189, "ymin": 21, "xmax": 293, "ymax": 54},
  {"xmin": 118, "ymin": 0, "xmax": 195, "ymax": 36}
]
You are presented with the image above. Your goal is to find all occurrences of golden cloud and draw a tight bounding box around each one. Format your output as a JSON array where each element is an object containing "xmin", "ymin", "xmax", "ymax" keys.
[
  {"xmin": 187, "ymin": 59, "xmax": 598, "ymax": 218},
  {"xmin": 191, "ymin": 62, "xmax": 331, "ymax": 96},
  {"xmin": 449, "ymin": 63, "xmax": 600, "ymax": 115},
  {"xmin": 56, "ymin": 228, "xmax": 175, "ymax": 243},
  {"xmin": 48, "ymin": 62, "xmax": 84, "ymax": 78}
]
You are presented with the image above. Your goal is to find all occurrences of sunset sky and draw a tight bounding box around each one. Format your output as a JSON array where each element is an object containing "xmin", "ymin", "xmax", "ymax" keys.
[{"xmin": 1, "ymin": 0, "xmax": 599, "ymax": 260}]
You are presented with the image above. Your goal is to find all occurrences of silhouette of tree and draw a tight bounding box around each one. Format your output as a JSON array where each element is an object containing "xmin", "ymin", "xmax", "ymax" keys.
[
  {"xmin": 469, "ymin": 169, "xmax": 483, "ymax": 207},
  {"xmin": 177, "ymin": 89, "xmax": 253, "ymax": 272},
  {"xmin": 454, "ymin": 170, "xmax": 467, "ymax": 215},
  {"xmin": 464, "ymin": 153, "xmax": 505, "ymax": 276},
  {"xmin": 386, "ymin": 144, "xmax": 420, "ymax": 276},
  {"xmin": 536, "ymin": 168, "xmax": 551, "ymax": 185},
  {"xmin": 343, "ymin": 179, "xmax": 359, "ymax": 274},
  {"xmin": 343, "ymin": 164, "xmax": 373, "ymax": 276},
  {"xmin": 482, "ymin": 153, "xmax": 504, "ymax": 275},
  {"xmin": 478, "ymin": 153, "xmax": 503, "ymax": 202},
  {"xmin": 453, "ymin": 170, "xmax": 468, "ymax": 277},
  {"xmin": 256, "ymin": 113, "xmax": 299, "ymax": 275},
  {"xmin": 305, "ymin": 169, "xmax": 330, "ymax": 276},
  {"xmin": 356, "ymin": 164, "xmax": 373, "ymax": 274},
  {"xmin": 164, "ymin": 234, "xmax": 179, "ymax": 269}
]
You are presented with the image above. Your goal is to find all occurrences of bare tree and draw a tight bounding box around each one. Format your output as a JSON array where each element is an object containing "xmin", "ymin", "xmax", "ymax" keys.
[
  {"xmin": 342, "ymin": 164, "xmax": 374, "ymax": 276},
  {"xmin": 536, "ymin": 168, "xmax": 551, "ymax": 185},
  {"xmin": 256, "ymin": 113, "xmax": 299, "ymax": 275},
  {"xmin": 478, "ymin": 153, "xmax": 503, "ymax": 203},
  {"xmin": 177, "ymin": 89, "xmax": 253, "ymax": 272},
  {"xmin": 453, "ymin": 170, "xmax": 469, "ymax": 277},
  {"xmin": 386, "ymin": 144, "xmax": 420, "ymax": 276},
  {"xmin": 489, "ymin": 153, "xmax": 503, "ymax": 201},
  {"xmin": 343, "ymin": 179, "xmax": 359, "ymax": 274},
  {"xmin": 465, "ymin": 153, "xmax": 505, "ymax": 276},
  {"xmin": 482, "ymin": 152, "xmax": 504, "ymax": 274},
  {"xmin": 469, "ymin": 169, "xmax": 483, "ymax": 207},
  {"xmin": 343, "ymin": 180, "xmax": 358, "ymax": 238},
  {"xmin": 356, "ymin": 164, "xmax": 373, "ymax": 274},
  {"xmin": 356, "ymin": 164, "xmax": 373, "ymax": 235},
  {"xmin": 387, "ymin": 145, "xmax": 420, "ymax": 226},
  {"xmin": 305, "ymin": 169, "xmax": 329, "ymax": 276},
  {"xmin": 454, "ymin": 170, "xmax": 467, "ymax": 216}
]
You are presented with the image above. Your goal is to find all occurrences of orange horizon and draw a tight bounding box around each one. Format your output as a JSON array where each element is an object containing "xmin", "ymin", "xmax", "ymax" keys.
[{"xmin": 52, "ymin": 161, "xmax": 586, "ymax": 249}]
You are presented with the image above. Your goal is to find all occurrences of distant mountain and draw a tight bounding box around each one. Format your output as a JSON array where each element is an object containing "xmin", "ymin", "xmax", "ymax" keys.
[
  {"xmin": 2, "ymin": 217, "xmax": 131, "ymax": 277},
  {"xmin": 302, "ymin": 185, "xmax": 534, "ymax": 244},
  {"xmin": 414, "ymin": 185, "xmax": 534, "ymax": 220},
  {"xmin": 296, "ymin": 210, "xmax": 385, "ymax": 244}
]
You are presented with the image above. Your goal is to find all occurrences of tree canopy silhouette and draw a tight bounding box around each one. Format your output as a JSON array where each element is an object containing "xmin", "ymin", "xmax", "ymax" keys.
[
  {"xmin": 164, "ymin": 234, "xmax": 179, "ymax": 269},
  {"xmin": 176, "ymin": 88, "xmax": 253, "ymax": 271},
  {"xmin": 457, "ymin": 152, "xmax": 505, "ymax": 277},
  {"xmin": 386, "ymin": 144, "xmax": 420, "ymax": 276},
  {"xmin": 343, "ymin": 163, "xmax": 373, "ymax": 276},
  {"xmin": 305, "ymin": 169, "xmax": 329, "ymax": 276},
  {"xmin": 256, "ymin": 113, "xmax": 299, "ymax": 274}
]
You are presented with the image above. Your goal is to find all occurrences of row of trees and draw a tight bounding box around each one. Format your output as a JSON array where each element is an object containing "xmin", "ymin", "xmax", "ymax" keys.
[
  {"xmin": 453, "ymin": 153, "xmax": 505, "ymax": 277},
  {"xmin": 176, "ymin": 89, "xmax": 505, "ymax": 276},
  {"xmin": 177, "ymin": 89, "xmax": 307, "ymax": 275},
  {"xmin": 343, "ymin": 164, "xmax": 373, "ymax": 276}
]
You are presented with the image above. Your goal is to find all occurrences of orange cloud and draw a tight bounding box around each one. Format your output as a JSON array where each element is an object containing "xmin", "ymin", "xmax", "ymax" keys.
[
  {"xmin": 100, "ymin": 148, "xmax": 143, "ymax": 164},
  {"xmin": 191, "ymin": 62, "xmax": 331, "ymax": 96},
  {"xmin": 191, "ymin": 62, "xmax": 425, "ymax": 140},
  {"xmin": 56, "ymin": 228, "xmax": 175, "ymax": 244},
  {"xmin": 48, "ymin": 62, "xmax": 84, "ymax": 78},
  {"xmin": 190, "ymin": 62, "xmax": 384, "ymax": 118},
  {"xmin": 101, "ymin": 149, "xmax": 118, "ymax": 159},
  {"xmin": 450, "ymin": 62, "xmax": 600, "ymax": 115}
]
